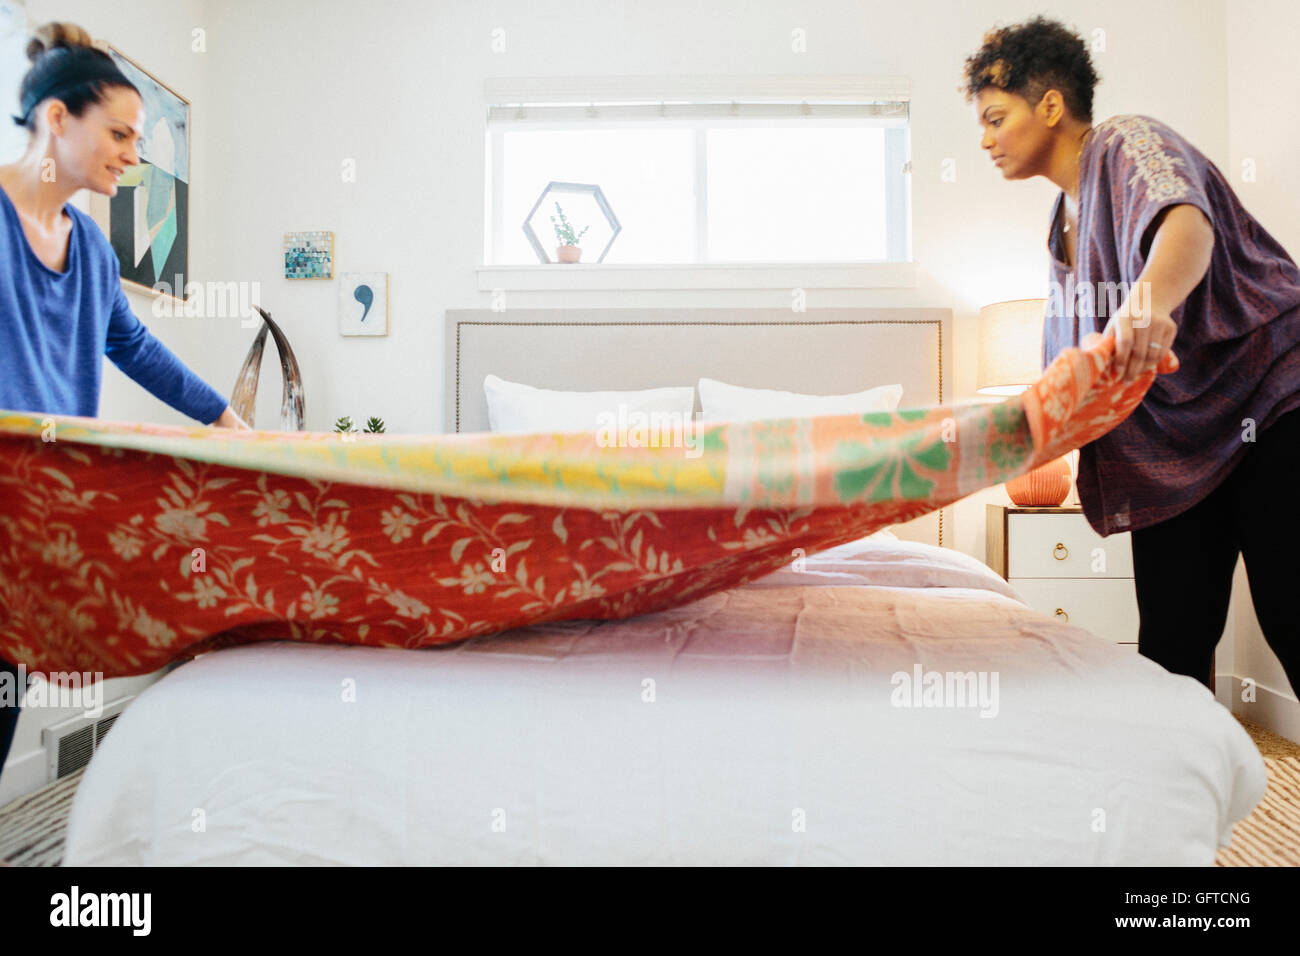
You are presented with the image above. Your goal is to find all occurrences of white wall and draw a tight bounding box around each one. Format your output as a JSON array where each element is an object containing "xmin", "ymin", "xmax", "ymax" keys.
[{"xmin": 1224, "ymin": 0, "xmax": 1300, "ymax": 730}]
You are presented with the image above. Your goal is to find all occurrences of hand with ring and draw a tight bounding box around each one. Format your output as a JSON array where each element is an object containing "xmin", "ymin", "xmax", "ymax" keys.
[{"xmin": 1099, "ymin": 297, "xmax": 1180, "ymax": 383}]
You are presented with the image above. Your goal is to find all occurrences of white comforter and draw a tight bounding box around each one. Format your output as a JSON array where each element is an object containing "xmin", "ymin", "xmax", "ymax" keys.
[{"xmin": 63, "ymin": 540, "xmax": 1265, "ymax": 865}]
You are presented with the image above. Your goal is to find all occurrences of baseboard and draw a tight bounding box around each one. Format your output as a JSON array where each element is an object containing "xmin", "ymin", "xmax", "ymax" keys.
[
  {"xmin": 0, "ymin": 747, "xmax": 49, "ymax": 808},
  {"xmin": 0, "ymin": 670, "xmax": 166, "ymax": 809},
  {"xmin": 1216, "ymin": 678, "xmax": 1233, "ymax": 710},
  {"xmin": 1221, "ymin": 673, "xmax": 1300, "ymax": 743}
]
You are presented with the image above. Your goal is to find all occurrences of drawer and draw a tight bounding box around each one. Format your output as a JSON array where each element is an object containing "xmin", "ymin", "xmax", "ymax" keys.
[
  {"xmin": 1008, "ymin": 513, "xmax": 1133, "ymax": 578},
  {"xmin": 1009, "ymin": 577, "xmax": 1140, "ymax": 643}
]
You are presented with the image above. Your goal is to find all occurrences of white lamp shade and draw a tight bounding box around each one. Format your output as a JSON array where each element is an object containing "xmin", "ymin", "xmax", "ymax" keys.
[{"xmin": 977, "ymin": 299, "xmax": 1047, "ymax": 396}]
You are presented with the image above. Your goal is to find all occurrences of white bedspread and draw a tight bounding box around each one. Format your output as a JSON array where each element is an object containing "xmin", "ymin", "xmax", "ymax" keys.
[{"xmin": 63, "ymin": 541, "xmax": 1265, "ymax": 865}]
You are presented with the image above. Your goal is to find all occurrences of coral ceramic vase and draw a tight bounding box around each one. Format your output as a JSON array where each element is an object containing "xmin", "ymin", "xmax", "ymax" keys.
[{"xmin": 1005, "ymin": 455, "xmax": 1073, "ymax": 507}]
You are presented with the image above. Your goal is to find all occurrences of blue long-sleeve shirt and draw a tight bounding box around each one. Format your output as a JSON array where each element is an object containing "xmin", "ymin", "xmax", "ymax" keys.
[{"xmin": 0, "ymin": 185, "xmax": 228, "ymax": 423}]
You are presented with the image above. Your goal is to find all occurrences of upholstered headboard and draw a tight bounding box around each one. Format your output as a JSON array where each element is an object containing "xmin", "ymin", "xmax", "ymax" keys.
[{"xmin": 444, "ymin": 307, "xmax": 953, "ymax": 547}]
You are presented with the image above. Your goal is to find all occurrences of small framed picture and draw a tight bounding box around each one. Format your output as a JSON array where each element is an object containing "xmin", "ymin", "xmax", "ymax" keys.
[
  {"xmin": 339, "ymin": 272, "xmax": 388, "ymax": 336},
  {"xmin": 284, "ymin": 231, "xmax": 333, "ymax": 279}
]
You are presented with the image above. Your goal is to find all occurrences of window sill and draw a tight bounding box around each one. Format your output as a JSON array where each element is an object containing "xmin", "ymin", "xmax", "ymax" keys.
[{"xmin": 476, "ymin": 261, "xmax": 918, "ymax": 292}]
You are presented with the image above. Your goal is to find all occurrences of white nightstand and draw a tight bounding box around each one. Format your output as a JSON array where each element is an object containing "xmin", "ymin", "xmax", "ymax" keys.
[{"xmin": 985, "ymin": 504, "xmax": 1139, "ymax": 650}]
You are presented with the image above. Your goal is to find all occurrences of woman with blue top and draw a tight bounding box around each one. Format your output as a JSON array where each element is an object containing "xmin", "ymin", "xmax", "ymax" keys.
[{"xmin": 0, "ymin": 23, "xmax": 248, "ymax": 787}]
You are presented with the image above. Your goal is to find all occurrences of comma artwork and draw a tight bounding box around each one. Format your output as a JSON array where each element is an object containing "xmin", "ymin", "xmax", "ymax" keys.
[
  {"xmin": 339, "ymin": 272, "xmax": 388, "ymax": 336},
  {"xmin": 285, "ymin": 231, "xmax": 334, "ymax": 279},
  {"xmin": 89, "ymin": 45, "xmax": 191, "ymax": 303}
]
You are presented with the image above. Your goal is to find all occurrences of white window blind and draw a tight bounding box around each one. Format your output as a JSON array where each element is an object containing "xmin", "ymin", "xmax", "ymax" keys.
[
  {"xmin": 484, "ymin": 76, "xmax": 911, "ymax": 266},
  {"xmin": 488, "ymin": 101, "xmax": 908, "ymax": 124}
]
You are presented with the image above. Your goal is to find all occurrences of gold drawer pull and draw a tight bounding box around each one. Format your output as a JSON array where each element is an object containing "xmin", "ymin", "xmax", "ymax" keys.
[
  {"xmin": 1052, "ymin": 542, "xmax": 1069, "ymax": 561},
  {"xmin": 1054, "ymin": 608, "xmax": 1069, "ymax": 622}
]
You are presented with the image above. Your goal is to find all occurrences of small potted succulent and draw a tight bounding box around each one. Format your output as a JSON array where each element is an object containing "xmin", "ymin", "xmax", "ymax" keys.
[
  {"xmin": 334, "ymin": 415, "xmax": 386, "ymax": 435},
  {"xmin": 549, "ymin": 201, "xmax": 589, "ymax": 263}
]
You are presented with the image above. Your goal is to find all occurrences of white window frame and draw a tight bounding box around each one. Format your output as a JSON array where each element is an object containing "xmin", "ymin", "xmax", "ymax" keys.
[{"xmin": 478, "ymin": 75, "xmax": 915, "ymax": 291}]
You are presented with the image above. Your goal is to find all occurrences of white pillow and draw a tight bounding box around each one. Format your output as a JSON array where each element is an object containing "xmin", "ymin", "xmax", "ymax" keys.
[
  {"xmin": 697, "ymin": 377, "xmax": 903, "ymax": 423},
  {"xmin": 806, "ymin": 527, "xmax": 898, "ymax": 555},
  {"xmin": 483, "ymin": 374, "xmax": 696, "ymax": 434},
  {"xmin": 855, "ymin": 528, "xmax": 898, "ymax": 543},
  {"xmin": 746, "ymin": 535, "xmax": 1025, "ymax": 603}
]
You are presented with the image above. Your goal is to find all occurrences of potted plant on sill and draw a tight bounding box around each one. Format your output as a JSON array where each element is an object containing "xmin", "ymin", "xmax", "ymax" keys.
[{"xmin": 549, "ymin": 201, "xmax": 590, "ymax": 263}]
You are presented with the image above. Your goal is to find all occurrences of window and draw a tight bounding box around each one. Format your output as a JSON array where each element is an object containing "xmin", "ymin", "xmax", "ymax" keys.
[{"xmin": 484, "ymin": 78, "xmax": 910, "ymax": 267}]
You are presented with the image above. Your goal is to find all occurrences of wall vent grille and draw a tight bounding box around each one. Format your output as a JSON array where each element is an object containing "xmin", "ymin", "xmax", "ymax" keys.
[{"xmin": 41, "ymin": 697, "xmax": 134, "ymax": 782}]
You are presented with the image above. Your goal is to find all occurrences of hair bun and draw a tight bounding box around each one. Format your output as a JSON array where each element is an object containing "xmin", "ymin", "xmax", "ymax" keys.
[{"xmin": 25, "ymin": 22, "xmax": 97, "ymax": 65}]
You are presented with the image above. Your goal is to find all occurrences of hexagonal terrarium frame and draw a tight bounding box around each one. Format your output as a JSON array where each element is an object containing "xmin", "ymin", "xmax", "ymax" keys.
[{"xmin": 522, "ymin": 181, "xmax": 622, "ymax": 264}]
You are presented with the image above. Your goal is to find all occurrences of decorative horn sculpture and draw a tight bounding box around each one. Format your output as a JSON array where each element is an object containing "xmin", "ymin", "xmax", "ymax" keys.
[{"xmin": 230, "ymin": 306, "xmax": 306, "ymax": 431}]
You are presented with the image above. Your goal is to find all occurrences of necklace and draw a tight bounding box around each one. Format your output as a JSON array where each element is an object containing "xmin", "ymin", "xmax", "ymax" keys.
[{"xmin": 1064, "ymin": 127, "xmax": 1094, "ymax": 232}]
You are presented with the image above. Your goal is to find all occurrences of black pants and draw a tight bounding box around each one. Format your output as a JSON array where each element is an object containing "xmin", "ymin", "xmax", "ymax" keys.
[
  {"xmin": 0, "ymin": 655, "xmax": 19, "ymax": 778},
  {"xmin": 1130, "ymin": 404, "xmax": 1300, "ymax": 693}
]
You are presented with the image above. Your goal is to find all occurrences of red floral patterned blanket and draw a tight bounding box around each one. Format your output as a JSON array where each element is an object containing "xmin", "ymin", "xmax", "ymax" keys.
[{"xmin": 0, "ymin": 335, "xmax": 1170, "ymax": 678}]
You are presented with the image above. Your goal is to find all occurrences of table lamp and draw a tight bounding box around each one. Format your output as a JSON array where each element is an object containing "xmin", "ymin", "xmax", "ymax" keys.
[{"xmin": 977, "ymin": 298, "xmax": 1074, "ymax": 507}]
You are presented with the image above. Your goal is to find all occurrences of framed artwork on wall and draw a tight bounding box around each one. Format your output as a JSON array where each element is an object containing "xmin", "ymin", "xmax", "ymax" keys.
[
  {"xmin": 339, "ymin": 272, "xmax": 388, "ymax": 336},
  {"xmin": 87, "ymin": 43, "xmax": 191, "ymax": 305},
  {"xmin": 284, "ymin": 231, "xmax": 334, "ymax": 279},
  {"xmin": 0, "ymin": 1, "xmax": 29, "ymax": 165}
]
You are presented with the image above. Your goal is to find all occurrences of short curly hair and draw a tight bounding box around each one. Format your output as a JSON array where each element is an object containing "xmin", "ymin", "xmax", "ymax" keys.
[{"xmin": 962, "ymin": 16, "xmax": 1099, "ymax": 123}]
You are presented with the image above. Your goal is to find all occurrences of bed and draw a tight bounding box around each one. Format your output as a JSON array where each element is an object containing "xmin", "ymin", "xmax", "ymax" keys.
[
  {"xmin": 58, "ymin": 308, "xmax": 1266, "ymax": 865},
  {"xmin": 62, "ymin": 536, "xmax": 1265, "ymax": 865}
]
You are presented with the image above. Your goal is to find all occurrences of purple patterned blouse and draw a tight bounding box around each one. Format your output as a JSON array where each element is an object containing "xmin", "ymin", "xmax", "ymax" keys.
[{"xmin": 1043, "ymin": 114, "xmax": 1300, "ymax": 536}]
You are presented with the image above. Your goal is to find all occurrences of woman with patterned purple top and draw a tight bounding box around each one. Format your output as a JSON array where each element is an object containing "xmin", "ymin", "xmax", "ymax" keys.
[{"xmin": 964, "ymin": 17, "xmax": 1300, "ymax": 695}]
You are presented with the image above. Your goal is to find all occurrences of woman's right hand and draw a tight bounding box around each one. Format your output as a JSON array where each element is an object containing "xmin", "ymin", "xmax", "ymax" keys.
[
  {"xmin": 212, "ymin": 406, "xmax": 251, "ymax": 429},
  {"xmin": 1100, "ymin": 297, "xmax": 1180, "ymax": 382}
]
